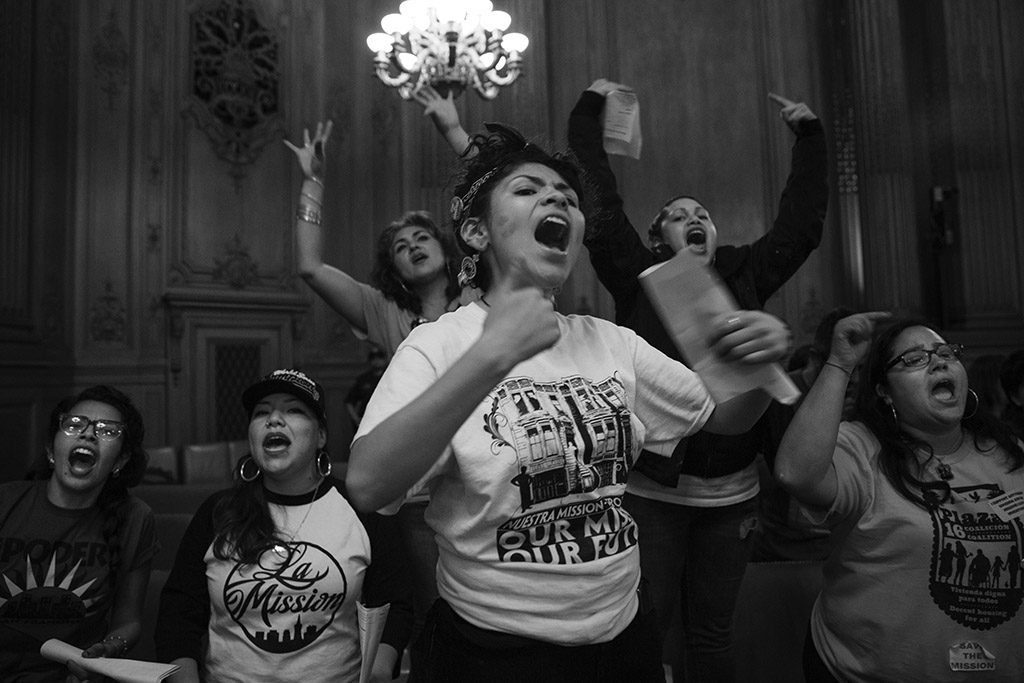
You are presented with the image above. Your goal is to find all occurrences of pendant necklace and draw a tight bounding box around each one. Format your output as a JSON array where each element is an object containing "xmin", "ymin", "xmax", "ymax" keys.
[
  {"xmin": 931, "ymin": 431, "xmax": 965, "ymax": 482},
  {"xmin": 272, "ymin": 477, "xmax": 322, "ymax": 559}
]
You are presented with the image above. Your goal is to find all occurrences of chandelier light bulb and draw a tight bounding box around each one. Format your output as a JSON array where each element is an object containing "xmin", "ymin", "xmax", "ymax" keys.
[
  {"xmin": 501, "ymin": 32, "xmax": 528, "ymax": 53},
  {"xmin": 395, "ymin": 52, "xmax": 419, "ymax": 72},
  {"xmin": 481, "ymin": 10, "xmax": 510, "ymax": 31},
  {"xmin": 366, "ymin": 32, "xmax": 394, "ymax": 53},
  {"xmin": 435, "ymin": 1, "xmax": 465, "ymax": 24},
  {"xmin": 380, "ymin": 13, "xmax": 411, "ymax": 34}
]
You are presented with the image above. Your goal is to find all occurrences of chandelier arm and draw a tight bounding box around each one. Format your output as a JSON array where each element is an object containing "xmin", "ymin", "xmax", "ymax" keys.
[
  {"xmin": 482, "ymin": 63, "xmax": 522, "ymax": 87},
  {"xmin": 373, "ymin": 59, "xmax": 414, "ymax": 89}
]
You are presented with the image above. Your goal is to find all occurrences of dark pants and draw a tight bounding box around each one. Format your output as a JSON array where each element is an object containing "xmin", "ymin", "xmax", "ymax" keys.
[
  {"xmin": 802, "ymin": 625, "xmax": 840, "ymax": 683},
  {"xmin": 624, "ymin": 493, "xmax": 758, "ymax": 681},
  {"xmin": 396, "ymin": 500, "xmax": 440, "ymax": 675},
  {"xmin": 411, "ymin": 592, "xmax": 663, "ymax": 683}
]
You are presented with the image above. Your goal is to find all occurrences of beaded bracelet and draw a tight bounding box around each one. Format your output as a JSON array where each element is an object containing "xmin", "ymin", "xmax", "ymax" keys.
[
  {"xmin": 824, "ymin": 360, "xmax": 852, "ymax": 378},
  {"xmin": 102, "ymin": 633, "xmax": 129, "ymax": 656},
  {"xmin": 296, "ymin": 206, "xmax": 323, "ymax": 226}
]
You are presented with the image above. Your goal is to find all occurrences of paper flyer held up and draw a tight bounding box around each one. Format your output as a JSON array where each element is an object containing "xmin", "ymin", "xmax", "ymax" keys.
[
  {"xmin": 602, "ymin": 89, "xmax": 642, "ymax": 159},
  {"xmin": 639, "ymin": 251, "xmax": 800, "ymax": 405}
]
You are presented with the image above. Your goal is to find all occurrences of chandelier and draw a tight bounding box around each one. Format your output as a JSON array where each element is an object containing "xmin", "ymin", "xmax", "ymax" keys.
[{"xmin": 366, "ymin": 0, "xmax": 529, "ymax": 100}]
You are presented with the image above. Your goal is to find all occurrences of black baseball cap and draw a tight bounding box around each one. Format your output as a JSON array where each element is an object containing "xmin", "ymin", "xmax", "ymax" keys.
[{"xmin": 242, "ymin": 369, "xmax": 327, "ymax": 427}]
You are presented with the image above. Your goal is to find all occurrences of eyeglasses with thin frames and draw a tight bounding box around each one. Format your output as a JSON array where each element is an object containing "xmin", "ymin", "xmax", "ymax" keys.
[
  {"xmin": 59, "ymin": 414, "xmax": 126, "ymax": 440},
  {"xmin": 885, "ymin": 343, "xmax": 964, "ymax": 371}
]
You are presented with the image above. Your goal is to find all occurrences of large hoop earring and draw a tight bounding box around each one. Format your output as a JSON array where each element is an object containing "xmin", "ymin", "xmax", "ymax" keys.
[
  {"xmin": 457, "ymin": 253, "xmax": 479, "ymax": 288},
  {"xmin": 238, "ymin": 456, "xmax": 261, "ymax": 483},
  {"xmin": 964, "ymin": 389, "xmax": 979, "ymax": 420},
  {"xmin": 316, "ymin": 450, "xmax": 332, "ymax": 478}
]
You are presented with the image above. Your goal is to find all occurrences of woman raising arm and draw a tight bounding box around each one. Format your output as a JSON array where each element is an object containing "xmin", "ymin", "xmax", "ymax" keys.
[{"xmin": 347, "ymin": 124, "xmax": 787, "ymax": 682}]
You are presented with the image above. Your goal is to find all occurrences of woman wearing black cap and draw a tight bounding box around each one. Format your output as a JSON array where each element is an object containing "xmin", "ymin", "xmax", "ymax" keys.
[{"xmin": 155, "ymin": 369, "xmax": 412, "ymax": 683}]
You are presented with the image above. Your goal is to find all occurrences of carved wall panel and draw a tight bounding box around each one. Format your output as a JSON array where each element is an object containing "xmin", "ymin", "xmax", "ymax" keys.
[{"xmin": 942, "ymin": 0, "xmax": 1024, "ymax": 328}]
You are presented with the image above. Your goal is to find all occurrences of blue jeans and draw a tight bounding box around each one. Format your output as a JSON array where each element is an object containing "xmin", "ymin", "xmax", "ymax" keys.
[{"xmin": 624, "ymin": 493, "xmax": 758, "ymax": 682}]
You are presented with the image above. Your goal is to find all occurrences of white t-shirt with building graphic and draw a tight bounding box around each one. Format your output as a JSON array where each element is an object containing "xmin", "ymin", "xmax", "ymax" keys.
[{"xmin": 356, "ymin": 302, "xmax": 714, "ymax": 645}]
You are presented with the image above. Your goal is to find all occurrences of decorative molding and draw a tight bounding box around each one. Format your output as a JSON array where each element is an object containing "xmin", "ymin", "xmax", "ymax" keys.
[
  {"xmin": 212, "ymin": 233, "xmax": 258, "ymax": 289},
  {"xmin": 146, "ymin": 223, "xmax": 162, "ymax": 251},
  {"xmin": 93, "ymin": 8, "xmax": 129, "ymax": 111},
  {"xmin": 184, "ymin": 0, "xmax": 285, "ymax": 178},
  {"xmin": 88, "ymin": 280, "xmax": 127, "ymax": 343}
]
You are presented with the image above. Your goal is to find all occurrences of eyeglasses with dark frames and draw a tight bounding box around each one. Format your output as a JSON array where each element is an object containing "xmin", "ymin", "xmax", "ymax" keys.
[
  {"xmin": 885, "ymin": 343, "xmax": 963, "ymax": 371},
  {"xmin": 59, "ymin": 414, "xmax": 126, "ymax": 440}
]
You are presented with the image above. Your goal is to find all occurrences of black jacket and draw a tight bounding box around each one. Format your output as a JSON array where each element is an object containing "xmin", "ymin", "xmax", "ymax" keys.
[{"xmin": 567, "ymin": 89, "xmax": 829, "ymax": 482}]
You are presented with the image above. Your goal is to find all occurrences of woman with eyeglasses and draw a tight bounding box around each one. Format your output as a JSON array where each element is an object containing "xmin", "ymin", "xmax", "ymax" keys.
[
  {"xmin": 775, "ymin": 314, "xmax": 1024, "ymax": 682},
  {"xmin": 0, "ymin": 386, "xmax": 157, "ymax": 681},
  {"xmin": 155, "ymin": 369, "xmax": 411, "ymax": 683}
]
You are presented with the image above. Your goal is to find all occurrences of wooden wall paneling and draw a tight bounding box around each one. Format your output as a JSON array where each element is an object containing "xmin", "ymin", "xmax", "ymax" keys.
[
  {"xmin": 753, "ymin": 0, "xmax": 837, "ymax": 345},
  {"xmin": 301, "ymin": 0, "xmax": 369, "ymax": 459},
  {"xmin": 0, "ymin": 1, "xmax": 76, "ymax": 478},
  {"xmin": 845, "ymin": 0, "xmax": 922, "ymax": 312},
  {"xmin": 1, "ymin": 0, "xmax": 35, "ymax": 343},
  {"xmin": 76, "ymin": 0, "xmax": 135, "ymax": 359},
  {"xmin": 545, "ymin": 0, "xmax": 617, "ymax": 320},
  {"xmin": 175, "ymin": 0, "xmax": 290, "ymax": 293},
  {"xmin": 998, "ymin": 0, "xmax": 1024, "ymax": 340},
  {"xmin": 943, "ymin": 0, "xmax": 1023, "ymax": 330},
  {"xmin": 139, "ymin": 2, "xmax": 175, "ymax": 357}
]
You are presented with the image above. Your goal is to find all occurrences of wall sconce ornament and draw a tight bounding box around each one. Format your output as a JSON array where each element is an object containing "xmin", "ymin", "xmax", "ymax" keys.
[
  {"xmin": 185, "ymin": 0, "xmax": 284, "ymax": 176},
  {"xmin": 367, "ymin": 0, "xmax": 529, "ymax": 100}
]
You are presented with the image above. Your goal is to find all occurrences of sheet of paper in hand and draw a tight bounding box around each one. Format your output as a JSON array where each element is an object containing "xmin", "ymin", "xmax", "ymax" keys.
[
  {"xmin": 40, "ymin": 639, "xmax": 180, "ymax": 683},
  {"xmin": 602, "ymin": 89, "xmax": 642, "ymax": 159},
  {"xmin": 639, "ymin": 251, "xmax": 800, "ymax": 405}
]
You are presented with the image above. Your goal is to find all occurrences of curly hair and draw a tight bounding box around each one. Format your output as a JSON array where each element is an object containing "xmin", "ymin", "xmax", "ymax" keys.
[
  {"xmin": 43, "ymin": 385, "xmax": 148, "ymax": 604},
  {"xmin": 450, "ymin": 123, "xmax": 595, "ymax": 290},
  {"xmin": 854, "ymin": 319, "xmax": 1023, "ymax": 508},
  {"xmin": 648, "ymin": 194, "xmax": 705, "ymax": 263},
  {"xmin": 370, "ymin": 210, "xmax": 461, "ymax": 316}
]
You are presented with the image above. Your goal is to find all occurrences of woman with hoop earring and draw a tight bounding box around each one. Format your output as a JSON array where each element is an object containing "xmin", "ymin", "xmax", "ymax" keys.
[
  {"xmin": 155, "ymin": 369, "xmax": 411, "ymax": 683},
  {"xmin": 776, "ymin": 314, "xmax": 1024, "ymax": 682}
]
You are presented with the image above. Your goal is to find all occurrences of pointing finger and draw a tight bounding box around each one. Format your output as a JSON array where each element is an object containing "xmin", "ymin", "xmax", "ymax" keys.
[{"xmin": 768, "ymin": 92, "xmax": 795, "ymax": 108}]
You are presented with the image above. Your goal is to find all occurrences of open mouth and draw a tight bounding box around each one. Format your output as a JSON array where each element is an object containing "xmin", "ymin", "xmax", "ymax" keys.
[
  {"xmin": 685, "ymin": 227, "xmax": 706, "ymax": 246},
  {"xmin": 535, "ymin": 216, "xmax": 570, "ymax": 252},
  {"xmin": 68, "ymin": 447, "xmax": 97, "ymax": 475},
  {"xmin": 410, "ymin": 251, "xmax": 428, "ymax": 265},
  {"xmin": 931, "ymin": 378, "xmax": 957, "ymax": 402},
  {"xmin": 263, "ymin": 433, "xmax": 291, "ymax": 453}
]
